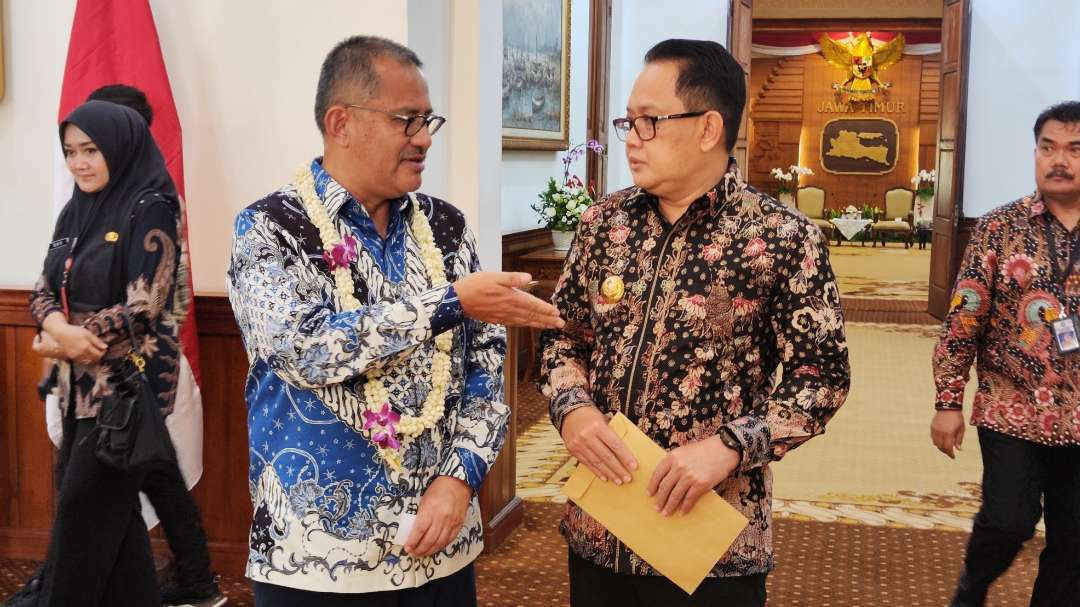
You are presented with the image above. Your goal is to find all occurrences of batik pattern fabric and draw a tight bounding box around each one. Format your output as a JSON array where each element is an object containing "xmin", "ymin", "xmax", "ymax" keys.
[
  {"xmin": 29, "ymin": 194, "xmax": 187, "ymax": 419},
  {"xmin": 227, "ymin": 159, "xmax": 508, "ymax": 593},
  {"xmin": 539, "ymin": 160, "xmax": 850, "ymax": 577},
  {"xmin": 934, "ymin": 192, "xmax": 1080, "ymax": 446}
]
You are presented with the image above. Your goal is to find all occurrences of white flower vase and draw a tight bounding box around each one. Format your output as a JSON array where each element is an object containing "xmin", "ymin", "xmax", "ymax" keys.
[
  {"xmin": 551, "ymin": 229, "xmax": 575, "ymax": 251},
  {"xmin": 778, "ymin": 191, "xmax": 794, "ymax": 207}
]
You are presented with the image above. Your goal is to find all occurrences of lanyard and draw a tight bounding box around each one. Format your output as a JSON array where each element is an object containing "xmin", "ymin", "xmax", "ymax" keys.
[
  {"xmin": 60, "ymin": 237, "xmax": 79, "ymax": 319},
  {"xmin": 1043, "ymin": 218, "xmax": 1080, "ymax": 313}
]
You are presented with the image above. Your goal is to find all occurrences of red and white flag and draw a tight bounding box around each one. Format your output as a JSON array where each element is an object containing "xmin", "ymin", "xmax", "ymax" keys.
[{"xmin": 52, "ymin": 0, "xmax": 203, "ymax": 517}]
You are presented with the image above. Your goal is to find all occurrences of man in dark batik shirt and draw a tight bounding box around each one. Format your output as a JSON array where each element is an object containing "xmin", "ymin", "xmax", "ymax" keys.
[
  {"xmin": 932, "ymin": 101, "xmax": 1080, "ymax": 607},
  {"xmin": 540, "ymin": 39, "xmax": 850, "ymax": 606}
]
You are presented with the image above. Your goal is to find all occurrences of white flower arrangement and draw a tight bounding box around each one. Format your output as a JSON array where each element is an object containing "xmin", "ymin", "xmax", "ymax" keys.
[
  {"xmin": 911, "ymin": 169, "xmax": 937, "ymax": 199},
  {"xmin": 533, "ymin": 140, "xmax": 605, "ymax": 231},
  {"xmin": 771, "ymin": 165, "xmax": 814, "ymax": 194}
]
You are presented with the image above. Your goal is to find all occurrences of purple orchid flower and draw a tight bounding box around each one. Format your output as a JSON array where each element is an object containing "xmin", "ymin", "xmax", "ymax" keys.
[
  {"xmin": 560, "ymin": 140, "xmax": 606, "ymax": 186},
  {"xmin": 323, "ymin": 234, "xmax": 359, "ymax": 271},
  {"xmin": 371, "ymin": 430, "xmax": 401, "ymax": 450},
  {"xmin": 363, "ymin": 403, "xmax": 401, "ymax": 450}
]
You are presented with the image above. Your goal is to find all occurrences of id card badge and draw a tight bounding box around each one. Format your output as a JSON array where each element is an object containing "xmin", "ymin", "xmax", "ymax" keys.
[{"xmin": 1051, "ymin": 317, "xmax": 1080, "ymax": 354}]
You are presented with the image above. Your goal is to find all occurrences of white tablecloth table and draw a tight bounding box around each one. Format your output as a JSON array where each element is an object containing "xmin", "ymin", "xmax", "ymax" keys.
[{"xmin": 830, "ymin": 218, "xmax": 873, "ymax": 242}]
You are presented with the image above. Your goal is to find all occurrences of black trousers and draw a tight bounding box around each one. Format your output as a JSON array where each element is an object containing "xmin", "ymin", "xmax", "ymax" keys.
[
  {"xmin": 953, "ymin": 428, "xmax": 1080, "ymax": 606},
  {"xmin": 568, "ymin": 549, "xmax": 767, "ymax": 607},
  {"xmin": 142, "ymin": 455, "xmax": 213, "ymax": 586},
  {"xmin": 39, "ymin": 418, "xmax": 159, "ymax": 606},
  {"xmin": 252, "ymin": 564, "xmax": 477, "ymax": 607},
  {"xmin": 50, "ymin": 412, "xmax": 213, "ymax": 589}
]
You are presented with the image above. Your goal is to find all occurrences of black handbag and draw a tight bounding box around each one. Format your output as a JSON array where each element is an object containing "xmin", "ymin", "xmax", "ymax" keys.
[{"xmin": 91, "ymin": 301, "xmax": 177, "ymax": 472}]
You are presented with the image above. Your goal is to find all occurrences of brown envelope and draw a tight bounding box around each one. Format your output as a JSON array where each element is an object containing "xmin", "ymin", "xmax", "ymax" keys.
[{"xmin": 562, "ymin": 413, "xmax": 749, "ymax": 595}]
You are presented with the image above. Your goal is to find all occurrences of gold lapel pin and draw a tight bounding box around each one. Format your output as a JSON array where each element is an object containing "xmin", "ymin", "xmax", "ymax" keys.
[
  {"xmin": 105, "ymin": 231, "xmax": 120, "ymax": 242},
  {"xmin": 600, "ymin": 275, "xmax": 625, "ymax": 303}
]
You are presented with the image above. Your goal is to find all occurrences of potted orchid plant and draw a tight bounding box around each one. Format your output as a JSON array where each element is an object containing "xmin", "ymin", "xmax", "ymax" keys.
[
  {"xmin": 533, "ymin": 139, "xmax": 605, "ymax": 251},
  {"xmin": 770, "ymin": 165, "xmax": 814, "ymax": 205},
  {"xmin": 911, "ymin": 168, "xmax": 936, "ymax": 225}
]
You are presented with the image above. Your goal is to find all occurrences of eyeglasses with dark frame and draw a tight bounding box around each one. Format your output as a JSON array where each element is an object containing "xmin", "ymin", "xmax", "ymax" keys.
[
  {"xmin": 345, "ymin": 104, "xmax": 447, "ymax": 137},
  {"xmin": 611, "ymin": 111, "xmax": 709, "ymax": 142}
]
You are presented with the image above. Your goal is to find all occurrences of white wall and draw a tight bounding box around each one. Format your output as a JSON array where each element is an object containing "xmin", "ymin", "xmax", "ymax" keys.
[
  {"xmin": 962, "ymin": 0, "xmax": 1080, "ymax": 217},
  {"xmin": 0, "ymin": 0, "xmax": 504, "ymax": 289},
  {"xmin": 0, "ymin": 0, "xmax": 74, "ymax": 289},
  {"xmin": 500, "ymin": 0, "xmax": 590, "ymax": 234},
  {"xmin": 446, "ymin": 0, "xmax": 504, "ymax": 269},
  {"xmin": 606, "ymin": 0, "xmax": 731, "ymax": 193}
]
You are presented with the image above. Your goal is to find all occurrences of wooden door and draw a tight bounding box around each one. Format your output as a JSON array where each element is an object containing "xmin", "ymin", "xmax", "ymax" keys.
[
  {"xmin": 586, "ymin": 0, "xmax": 613, "ymax": 196},
  {"xmin": 928, "ymin": 0, "xmax": 972, "ymax": 318},
  {"xmin": 728, "ymin": 0, "xmax": 753, "ymax": 169}
]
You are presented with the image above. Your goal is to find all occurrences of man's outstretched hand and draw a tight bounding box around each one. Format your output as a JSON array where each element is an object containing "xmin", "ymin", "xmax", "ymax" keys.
[{"xmin": 454, "ymin": 272, "xmax": 565, "ymax": 329}]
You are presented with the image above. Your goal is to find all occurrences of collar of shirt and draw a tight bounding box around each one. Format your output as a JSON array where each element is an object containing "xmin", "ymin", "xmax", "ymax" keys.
[
  {"xmin": 309, "ymin": 157, "xmax": 411, "ymax": 281},
  {"xmin": 623, "ymin": 157, "xmax": 747, "ymax": 220},
  {"xmin": 1027, "ymin": 190, "xmax": 1049, "ymax": 219}
]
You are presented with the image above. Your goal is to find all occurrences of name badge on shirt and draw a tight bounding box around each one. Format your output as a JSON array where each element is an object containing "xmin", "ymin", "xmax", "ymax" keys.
[
  {"xmin": 48, "ymin": 237, "xmax": 71, "ymax": 251},
  {"xmin": 1051, "ymin": 317, "xmax": 1080, "ymax": 354}
]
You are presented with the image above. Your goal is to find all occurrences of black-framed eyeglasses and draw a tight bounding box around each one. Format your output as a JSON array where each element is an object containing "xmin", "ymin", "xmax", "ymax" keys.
[
  {"xmin": 611, "ymin": 111, "xmax": 709, "ymax": 142},
  {"xmin": 345, "ymin": 105, "xmax": 447, "ymax": 137}
]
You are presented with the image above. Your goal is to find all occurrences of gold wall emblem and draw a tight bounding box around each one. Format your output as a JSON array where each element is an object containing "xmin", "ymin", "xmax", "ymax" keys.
[{"xmin": 820, "ymin": 32, "xmax": 905, "ymax": 101}]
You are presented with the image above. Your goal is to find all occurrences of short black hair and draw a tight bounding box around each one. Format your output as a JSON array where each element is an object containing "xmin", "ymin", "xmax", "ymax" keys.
[
  {"xmin": 86, "ymin": 84, "xmax": 153, "ymax": 126},
  {"xmin": 644, "ymin": 39, "xmax": 746, "ymax": 152},
  {"xmin": 1034, "ymin": 101, "xmax": 1080, "ymax": 141},
  {"xmin": 314, "ymin": 36, "xmax": 423, "ymax": 134}
]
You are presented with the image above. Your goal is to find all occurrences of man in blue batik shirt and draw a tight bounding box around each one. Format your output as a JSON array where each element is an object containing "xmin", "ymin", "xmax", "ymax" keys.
[{"xmin": 227, "ymin": 36, "xmax": 563, "ymax": 606}]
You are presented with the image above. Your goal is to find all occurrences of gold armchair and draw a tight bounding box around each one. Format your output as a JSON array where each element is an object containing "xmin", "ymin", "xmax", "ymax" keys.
[
  {"xmin": 872, "ymin": 187, "xmax": 915, "ymax": 248},
  {"xmin": 796, "ymin": 186, "xmax": 836, "ymax": 240}
]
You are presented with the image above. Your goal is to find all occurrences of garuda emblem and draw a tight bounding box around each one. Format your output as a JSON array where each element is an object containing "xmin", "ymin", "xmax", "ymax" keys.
[{"xmin": 820, "ymin": 32, "xmax": 905, "ymax": 101}]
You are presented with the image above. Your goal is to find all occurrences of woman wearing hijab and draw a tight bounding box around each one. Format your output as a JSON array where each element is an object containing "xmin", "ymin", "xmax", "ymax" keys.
[{"xmin": 25, "ymin": 100, "xmax": 190, "ymax": 606}]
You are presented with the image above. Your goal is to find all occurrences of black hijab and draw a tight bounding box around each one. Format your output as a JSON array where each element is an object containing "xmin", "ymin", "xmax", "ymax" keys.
[{"xmin": 44, "ymin": 101, "xmax": 179, "ymax": 312}]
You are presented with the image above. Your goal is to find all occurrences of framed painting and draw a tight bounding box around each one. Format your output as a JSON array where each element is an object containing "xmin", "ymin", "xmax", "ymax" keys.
[{"xmin": 502, "ymin": 0, "xmax": 571, "ymax": 150}]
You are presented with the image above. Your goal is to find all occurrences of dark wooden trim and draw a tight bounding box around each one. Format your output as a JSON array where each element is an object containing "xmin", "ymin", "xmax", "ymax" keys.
[
  {"xmin": 0, "ymin": 289, "xmax": 35, "ymax": 327},
  {"xmin": 927, "ymin": 0, "xmax": 972, "ymax": 319},
  {"xmin": 0, "ymin": 528, "xmax": 51, "ymax": 560},
  {"xmin": 729, "ymin": 0, "xmax": 753, "ymax": 170},
  {"xmin": 193, "ymin": 293, "xmax": 240, "ymax": 337},
  {"xmin": 502, "ymin": 228, "xmax": 554, "ymax": 273},
  {"xmin": 483, "ymin": 496, "xmax": 524, "ymax": 551},
  {"xmin": 752, "ymin": 18, "xmax": 943, "ymax": 32},
  {"xmin": 586, "ymin": 0, "xmax": 613, "ymax": 197}
]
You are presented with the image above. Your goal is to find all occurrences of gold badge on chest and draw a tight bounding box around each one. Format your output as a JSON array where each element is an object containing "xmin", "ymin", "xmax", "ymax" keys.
[
  {"xmin": 600, "ymin": 275, "xmax": 625, "ymax": 303},
  {"xmin": 105, "ymin": 231, "xmax": 119, "ymax": 242}
]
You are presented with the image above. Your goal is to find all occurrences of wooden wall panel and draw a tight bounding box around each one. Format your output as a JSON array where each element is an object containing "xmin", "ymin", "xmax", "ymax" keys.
[
  {"xmin": 0, "ymin": 290, "xmax": 523, "ymax": 573},
  {"xmin": 798, "ymin": 53, "xmax": 925, "ymax": 208},
  {"xmin": 0, "ymin": 293, "xmax": 58, "ymax": 559},
  {"xmin": 748, "ymin": 56, "xmax": 803, "ymax": 198},
  {"xmin": 749, "ymin": 50, "xmax": 941, "ymax": 210}
]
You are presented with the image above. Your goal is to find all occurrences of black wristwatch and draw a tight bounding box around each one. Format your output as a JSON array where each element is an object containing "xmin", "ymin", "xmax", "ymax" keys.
[{"xmin": 719, "ymin": 428, "xmax": 743, "ymax": 458}]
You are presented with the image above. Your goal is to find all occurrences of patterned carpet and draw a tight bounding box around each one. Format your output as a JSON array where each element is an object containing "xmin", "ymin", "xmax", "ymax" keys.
[
  {"xmin": 1, "ymin": 502, "xmax": 1043, "ymax": 607},
  {"xmin": 830, "ymin": 243, "xmax": 931, "ymax": 302}
]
